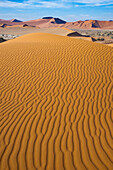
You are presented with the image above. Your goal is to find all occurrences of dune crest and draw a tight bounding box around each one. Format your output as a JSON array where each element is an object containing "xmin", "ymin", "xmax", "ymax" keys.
[
  {"xmin": 1, "ymin": 18, "xmax": 113, "ymax": 29},
  {"xmin": 0, "ymin": 33, "xmax": 113, "ymax": 170}
]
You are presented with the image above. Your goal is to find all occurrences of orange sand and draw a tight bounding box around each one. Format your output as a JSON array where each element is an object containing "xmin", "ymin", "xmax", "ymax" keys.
[
  {"xmin": 0, "ymin": 33, "xmax": 113, "ymax": 170},
  {"xmin": 57, "ymin": 27, "xmax": 73, "ymax": 32}
]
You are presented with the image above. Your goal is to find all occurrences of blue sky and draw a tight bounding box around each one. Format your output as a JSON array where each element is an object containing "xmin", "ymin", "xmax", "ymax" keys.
[{"xmin": 0, "ymin": 0, "xmax": 113, "ymax": 21}]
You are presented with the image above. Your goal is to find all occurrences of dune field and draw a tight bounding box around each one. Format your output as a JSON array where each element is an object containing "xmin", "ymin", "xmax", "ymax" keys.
[
  {"xmin": 0, "ymin": 33, "xmax": 113, "ymax": 170},
  {"xmin": 1, "ymin": 18, "xmax": 113, "ymax": 29}
]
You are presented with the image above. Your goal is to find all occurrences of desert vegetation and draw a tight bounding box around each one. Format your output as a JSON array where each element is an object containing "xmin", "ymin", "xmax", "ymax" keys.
[{"xmin": 73, "ymin": 29, "xmax": 113, "ymax": 44}]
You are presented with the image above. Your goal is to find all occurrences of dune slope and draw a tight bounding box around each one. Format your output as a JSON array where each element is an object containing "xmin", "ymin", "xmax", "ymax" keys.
[{"xmin": 0, "ymin": 33, "xmax": 113, "ymax": 170}]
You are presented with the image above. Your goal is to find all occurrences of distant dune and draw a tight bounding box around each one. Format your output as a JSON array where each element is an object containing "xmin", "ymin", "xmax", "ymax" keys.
[
  {"xmin": 67, "ymin": 31, "xmax": 97, "ymax": 42},
  {"xmin": 65, "ymin": 20, "xmax": 113, "ymax": 29},
  {"xmin": 67, "ymin": 31, "xmax": 83, "ymax": 37},
  {"xmin": 1, "ymin": 17, "xmax": 113, "ymax": 29},
  {"xmin": 0, "ymin": 24, "xmax": 9, "ymax": 28},
  {"xmin": 0, "ymin": 33, "xmax": 113, "ymax": 170},
  {"xmin": 10, "ymin": 19, "xmax": 22, "ymax": 22},
  {"xmin": 25, "ymin": 17, "xmax": 66, "ymax": 28}
]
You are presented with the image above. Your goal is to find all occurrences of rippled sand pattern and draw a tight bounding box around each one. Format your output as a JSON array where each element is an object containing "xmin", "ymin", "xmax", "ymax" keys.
[{"xmin": 0, "ymin": 33, "xmax": 113, "ymax": 170}]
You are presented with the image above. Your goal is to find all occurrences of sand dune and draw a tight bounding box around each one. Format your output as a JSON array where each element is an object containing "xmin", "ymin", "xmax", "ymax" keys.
[
  {"xmin": 1, "ymin": 18, "xmax": 113, "ymax": 29},
  {"xmin": 67, "ymin": 31, "xmax": 82, "ymax": 37},
  {"xmin": 70, "ymin": 36, "xmax": 94, "ymax": 42},
  {"xmin": 65, "ymin": 20, "xmax": 113, "ymax": 29},
  {"xmin": 0, "ymin": 33, "xmax": 113, "ymax": 170}
]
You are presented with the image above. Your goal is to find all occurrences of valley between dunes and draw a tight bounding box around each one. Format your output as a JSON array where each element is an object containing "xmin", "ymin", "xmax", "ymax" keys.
[{"xmin": 0, "ymin": 33, "xmax": 113, "ymax": 170}]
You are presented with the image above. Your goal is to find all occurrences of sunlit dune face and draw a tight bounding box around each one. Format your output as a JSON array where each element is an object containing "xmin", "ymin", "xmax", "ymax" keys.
[{"xmin": 0, "ymin": 33, "xmax": 113, "ymax": 170}]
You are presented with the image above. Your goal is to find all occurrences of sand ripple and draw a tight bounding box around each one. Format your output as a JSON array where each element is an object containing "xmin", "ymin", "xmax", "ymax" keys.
[{"xmin": 0, "ymin": 33, "xmax": 113, "ymax": 170}]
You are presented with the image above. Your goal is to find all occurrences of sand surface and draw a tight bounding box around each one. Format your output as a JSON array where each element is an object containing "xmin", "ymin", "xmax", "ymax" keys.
[
  {"xmin": 0, "ymin": 33, "xmax": 113, "ymax": 170},
  {"xmin": 108, "ymin": 43, "xmax": 113, "ymax": 47},
  {"xmin": 70, "ymin": 36, "xmax": 93, "ymax": 42},
  {"xmin": 0, "ymin": 27, "xmax": 71, "ymax": 36}
]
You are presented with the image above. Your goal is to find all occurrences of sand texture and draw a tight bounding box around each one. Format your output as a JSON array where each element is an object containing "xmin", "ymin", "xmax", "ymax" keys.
[{"xmin": 0, "ymin": 33, "xmax": 113, "ymax": 170}]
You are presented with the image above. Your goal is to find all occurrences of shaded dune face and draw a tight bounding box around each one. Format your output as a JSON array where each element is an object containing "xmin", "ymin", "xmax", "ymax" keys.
[
  {"xmin": 0, "ymin": 33, "xmax": 113, "ymax": 170},
  {"xmin": 0, "ymin": 38, "xmax": 6, "ymax": 43}
]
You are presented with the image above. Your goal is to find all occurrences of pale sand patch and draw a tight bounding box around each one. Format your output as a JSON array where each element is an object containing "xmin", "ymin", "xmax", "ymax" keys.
[
  {"xmin": 107, "ymin": 43, "xmax": 113, "ymax": 47},
  {"xmin": 68, "ymin": 36, "xmax": 93, "ymax": 42},
  {"xmin": 0, "ymin": 27, "xmax": 71, "ymax": 36}
]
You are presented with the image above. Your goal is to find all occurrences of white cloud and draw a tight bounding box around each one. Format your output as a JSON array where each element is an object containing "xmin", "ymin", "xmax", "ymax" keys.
[
  {"xmin": 62, "ymin": 0, "xmax": 113, "ymax": 6},
  {"xmin": 0, "ymin": 0, "xmax": 113, "ymax": 8},
  {"xmin": 0, "ymin": 1, "xmax": 28, "ymax": 8},
  {"xmin": 62, "ymin": 0, "xmax": 112, "ymax": 3},
  {"xmin": 0, "ymin": 0, "xmax": 67, "ymax": 8}
]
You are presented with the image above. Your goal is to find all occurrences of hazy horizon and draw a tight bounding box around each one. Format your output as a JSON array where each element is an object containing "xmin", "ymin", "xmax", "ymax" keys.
[{"xmin": 1, "ymin": 16, "xmax": 113, "ymax": 22}]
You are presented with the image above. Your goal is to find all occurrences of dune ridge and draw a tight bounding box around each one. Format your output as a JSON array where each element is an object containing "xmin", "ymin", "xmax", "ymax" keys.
[
  {"xmin": 1, "ymin": 18, "xmax": 113, "ymax": 29},
  {"xmin": 0, "ymin": 33, "xmax": 113, "ymax": 170}
]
